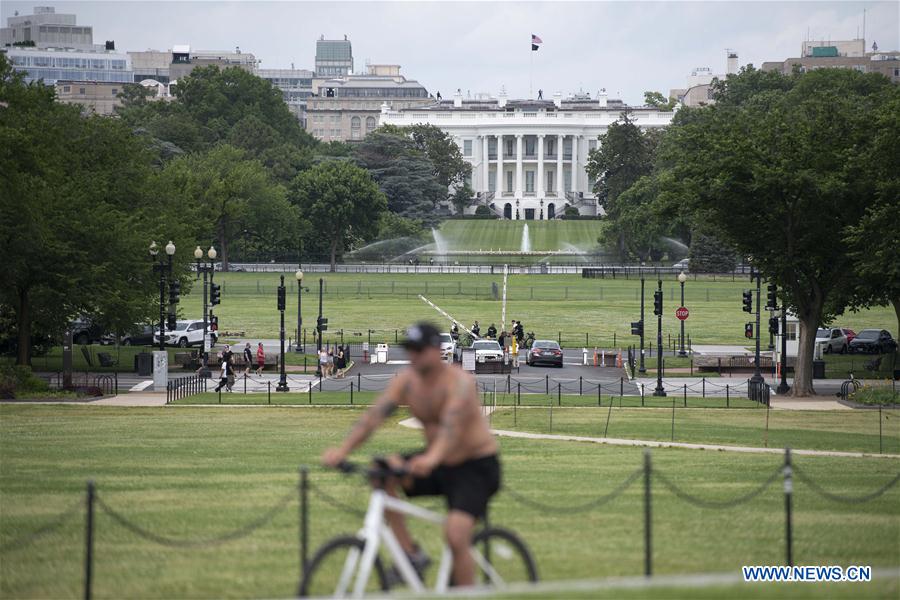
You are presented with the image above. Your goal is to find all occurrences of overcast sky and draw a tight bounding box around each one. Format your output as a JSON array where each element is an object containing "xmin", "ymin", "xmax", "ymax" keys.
[{"xmin": 3, "ymin": 0, "xmax": 898, "ymax": 104}]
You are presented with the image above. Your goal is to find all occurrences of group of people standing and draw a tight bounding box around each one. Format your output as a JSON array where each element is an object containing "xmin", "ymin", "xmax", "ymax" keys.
[{"xmin": 318, "ymin": 345, "xmax": 349, "ymax": 378}]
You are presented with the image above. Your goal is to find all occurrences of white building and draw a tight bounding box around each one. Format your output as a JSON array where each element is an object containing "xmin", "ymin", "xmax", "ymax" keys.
[
  {"xmin": 3, "ymin": 45, "xmax": 132, "ymax": 85},
  {"xmin": 380, "ymin": 91, "xmax": 674, "ymax": 220},
  {"xmin": 1, "ymin": 6, "xmax": 95, "ymax": 50}
]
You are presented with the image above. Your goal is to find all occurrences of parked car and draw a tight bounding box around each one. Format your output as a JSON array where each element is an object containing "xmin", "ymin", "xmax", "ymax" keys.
[
  {"xmin": 526, "ymin": 340, "xmax": 564, "ymax": 367},
  {"xmin": 472, "ymin": 340, "xmax": 504, "ymax": 363},
  {"xmin": 70, "ymin": 319, "xmax": 108, "ymax": 346},
  {"xmin": 153, "ymin": 320, "xmax": 215, "ymax": 348},
  {"xmin": 439, "ymin": 333, "xmax": 456, "ymax": 362},
  {"xmin": 815, "ymin": 328, "xmax": 851, "ymax": 354},
  {"xmin": 673, "ymin": 258, "xmax": 690, "ymax": 271},
  {"xmin": 121, "ymin": 325, "xmax": 156, "ymax": 346},
  {"xmin": 848, "ymin": 329, "xmax": 898, "ymax": 355}
]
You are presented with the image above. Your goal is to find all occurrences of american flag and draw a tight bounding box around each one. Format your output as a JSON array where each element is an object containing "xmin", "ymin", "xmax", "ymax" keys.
[{"xmin": 531, "ymin": 34, "xmax": 542, "ymax": 51}]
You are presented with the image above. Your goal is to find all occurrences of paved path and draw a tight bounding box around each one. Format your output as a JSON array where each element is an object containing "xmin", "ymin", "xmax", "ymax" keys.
[{"xmin": 90, "ymin": 392, "xmax": 168, "ymax": 407}]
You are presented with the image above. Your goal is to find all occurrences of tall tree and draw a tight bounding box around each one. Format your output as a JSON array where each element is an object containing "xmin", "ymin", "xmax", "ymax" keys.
[
  {"xmin": 643, "ymin": 90, "xmax": 677, "ymax": 111},
  {"xmin": 660, "ymin": 67, "xmax": 896, "ymax": 396},
  {"xmin": 289, "ymin": 161, "xmax": 387, "ymax": 270}
]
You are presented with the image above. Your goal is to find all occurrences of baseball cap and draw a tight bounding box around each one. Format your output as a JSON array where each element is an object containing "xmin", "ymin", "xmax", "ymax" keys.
[{"xmin": 401, "ymin": 322, "xmax": 443, "ymax": 350}]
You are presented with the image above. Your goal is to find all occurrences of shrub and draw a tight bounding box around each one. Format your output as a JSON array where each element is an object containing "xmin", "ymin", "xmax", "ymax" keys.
[
  {"xmin": 0, "ymin": 365, "xmax": 49, "ymax": 399},
  {"xmin": 849, "ymin": 383, "xmax": 900, "ymax": 406}
]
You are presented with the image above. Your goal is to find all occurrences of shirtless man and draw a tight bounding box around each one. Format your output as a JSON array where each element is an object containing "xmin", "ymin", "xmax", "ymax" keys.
[{"xmin": 322, "ymin": 322, "xmax": 500, "ymax": 587}]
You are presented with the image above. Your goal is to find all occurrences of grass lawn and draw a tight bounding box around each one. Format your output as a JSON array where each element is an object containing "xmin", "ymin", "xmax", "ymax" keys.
[
  {"xmin": 437, "ymin": 220, "xmax": 606, "ymax": 252},
  {"xmin": 0, "ymin": 346, "xmax": 183, "ymax": 373},
  {"xmin": 176, "ymin": 272, "xmax": 898, "ymax": 348},
  {"xmin": 2, "ymin": 405, "xmax": 899, "ymax": 599}
]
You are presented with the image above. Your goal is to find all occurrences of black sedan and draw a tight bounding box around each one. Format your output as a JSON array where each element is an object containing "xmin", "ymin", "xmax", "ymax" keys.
[
  {"xmin": 526, "ymin": 340, "xmax": 564, "ymax": 367},
  {"xmin": 848, "ymin": 329, "xmax": 898, "ymax": 354}
]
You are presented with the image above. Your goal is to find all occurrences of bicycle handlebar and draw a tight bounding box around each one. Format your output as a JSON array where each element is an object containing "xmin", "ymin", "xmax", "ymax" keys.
[{"xmin": 335, "ymin": 457, "xmax": 409, "ymax": 479}]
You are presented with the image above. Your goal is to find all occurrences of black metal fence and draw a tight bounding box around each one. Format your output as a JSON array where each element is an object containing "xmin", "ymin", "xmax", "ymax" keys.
[
  {"xmin": 166, "ymin": 374, "xmax": 207, "ymax": 404},
  {"xmin": 3, "ymin": 452, "xmax": 897, "ymax": 598}
]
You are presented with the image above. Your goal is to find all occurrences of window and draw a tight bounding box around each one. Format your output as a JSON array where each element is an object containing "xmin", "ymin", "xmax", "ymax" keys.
[
  {"xmin": 506, "ymin": 170, "xmax": 513, "ymax": 193},
  {"xmin": 588, "ymin": 140, "xmax": 597, "ymax": 152},
  {"xmin": 525, "ymin": 138, "xmax": 535, "ymax": 156},
  {"xmin": 463, "ymin": 140, "xmax": 472, "ymax": 156},
  {"xmin": 488, "ymin": 171, "xmax": 496, "ymax": 192},
  {"xmin": 525, "ymin": 170, "xmax": 534, "ymax": 193},
  {"xmin": 350, "ymin": 116, "xmax": 361, "ymax": 140},
  {"xmin": 546, "ymin": 170, "xmax": 555, "ymax": 192},
  {"xmin": 546, "ymin": 138, "xmax": 555, "ymax": 157},
  {"xmin": 62, "ymin": 85, "xmax": 70, "ymax": 93},
  {"xmin": 366, "ymin": 116, "xmax": 376, "ymax": 132},
  {"xmin": 853, "ymin": 65, "xmax": 867, "ymax": 73},
  {"xmin": 111, "ymin": 88, "xmax": 118, "ymax": 96},
  {"xmin": 506, "ymin": 139, "xmax": 514, "ymax": 157},
  {"xmin": 79, "ymin": 87, "xmax": 86, "ymax": 95},
  {"xmin": 894, "ymin": 68, "xmax": 900, "ymax": 77},
  {"xmin": 564, "ymin": 169, "xmax": 571, "ymax": 192}
]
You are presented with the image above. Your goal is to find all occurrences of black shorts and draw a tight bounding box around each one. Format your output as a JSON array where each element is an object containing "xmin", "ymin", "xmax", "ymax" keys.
[{"xmin": 402, "ymin": 453, "xmax": 501, "ymax": 519}]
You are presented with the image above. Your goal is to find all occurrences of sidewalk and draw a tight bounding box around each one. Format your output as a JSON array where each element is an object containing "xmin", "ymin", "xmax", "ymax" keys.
[{"xmin": 90, "ymin": 392, "xmax": 167, "ymax": 407}]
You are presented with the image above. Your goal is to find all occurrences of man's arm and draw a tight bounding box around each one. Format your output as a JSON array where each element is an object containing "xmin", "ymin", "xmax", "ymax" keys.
[
  {"xmin": 321, "ymin": 374, "xmax": 407, "ymax": 467},
  {"xmin": 409, "ymin": 375, "xmax": 476, "ymax": 475}
]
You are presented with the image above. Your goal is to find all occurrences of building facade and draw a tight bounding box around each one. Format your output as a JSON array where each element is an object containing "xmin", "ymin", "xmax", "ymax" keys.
[
  {"xmin": 762, "ymin": 39, "xmax": 900, "ymax": 83},
  {"xmin": 1, "ymin": 6, "xmax": 94, "ymax": 50},
  {"xmin": 381, "ymin": 91, "xmax": 674, "ymax": 220},
  {"xmin": 54, "ymin": 80, "xmax": 125, "ymax": 114},
  {"xmin": 258, "ymin": 68, "xmax": 314, "ymax": 124},
  {"xmin": 314, "ymin": 36, "xmax": 352, "ymax": 77},
  {"xmin": 306, "ymin": 66, "xmax": 430, "ymax": 141},
  {"xmin": 128, "ymin": 46, "xmax": 258, "ymax": 84},
  {"xmin": 3, "ymin": 45, "xmax": 131, "ymax": 84}
]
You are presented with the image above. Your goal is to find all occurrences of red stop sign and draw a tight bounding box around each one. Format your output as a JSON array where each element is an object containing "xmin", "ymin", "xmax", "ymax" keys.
[{"xmin": 675, "ymin": 306, "xmax": 689, "ymax": 321}]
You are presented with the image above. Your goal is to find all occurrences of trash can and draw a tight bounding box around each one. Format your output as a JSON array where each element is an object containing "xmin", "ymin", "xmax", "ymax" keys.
[
  {"xmin": 136, "ymin": 352, "xmax": 153, "ymax": 376},
  {"xmin": 375, "ymin": 343, "xmax": 389, "ymax": 364},
  {"xmin": 812, "ymin": 359, "xmax": 826, "ymax": 379}
]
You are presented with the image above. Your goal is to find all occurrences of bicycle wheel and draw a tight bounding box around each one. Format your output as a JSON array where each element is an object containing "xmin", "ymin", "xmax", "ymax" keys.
[
  {"xmin": 472, "ymin": 526, "xmax": 539, "ymax": 588},
  {"xmin": 298, "ymin": 535, "xmax": 388, "ymax": 597}
]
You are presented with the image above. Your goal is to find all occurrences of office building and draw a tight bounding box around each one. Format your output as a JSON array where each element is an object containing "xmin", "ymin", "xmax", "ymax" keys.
[
  {"xmin": 669, "ymin": 51, "xmax": 739, "ymax": 107},
  {"xmin": 314, "ymin": 36, "xmax": 352, "ymax": 77},
  {"xmin": 381, "ymin": 90, "xmax": 674, "ymax": 219},
  {"xmin": 258, "ymin": 67, "xmax": 314, "ymax": 124},
  {"xmin": 1, "ymin": 6, "xmax": 95, "ymax": 50},
  {"xmin": 762, "ymin": 39, "xmax": 900, "ymax": 83}
]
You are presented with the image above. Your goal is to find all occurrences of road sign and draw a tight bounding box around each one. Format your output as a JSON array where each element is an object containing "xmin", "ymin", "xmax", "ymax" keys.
[{"xmin": 675, "ymin": 306, "xmax": 689, "ymax": 321}]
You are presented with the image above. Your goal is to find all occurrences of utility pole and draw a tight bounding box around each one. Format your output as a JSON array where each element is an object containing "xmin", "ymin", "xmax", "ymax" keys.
[{"xmin": 653, "ymin": 279, "xmax": 666, "ymax": 397}]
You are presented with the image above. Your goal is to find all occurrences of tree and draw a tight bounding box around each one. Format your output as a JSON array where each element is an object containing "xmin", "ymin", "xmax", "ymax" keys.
[
  {"xmin": 660, "ymin": 67, "xmax": 896, "ymax": 396},
  {"xmin": 159, "ymin": 144, "xmax": 294, "ymax": 270},
  {"xmin": 354, "ymin": 131, "xmax": 445, "ymax": 224},
  {"xmin": 400, "ymin": 123, "xmax": 472, "ymax": 188},
  {"xmin": 643, "ymin": 90, "xmax": 677, "ymax": 111},
  {"xmin": 688, "ymin": 230, "xmax": 738, "ymax": 273},
  {"xmin": 0, "ymin": 54, "xmax": 195, "ymax": 365},
  {"xmin": 290, "ymin": 161, "xmax": 387, "ymax": 270},
  {"xmin": 450, "ymin": 183, "xmax": 474, "ymax": 215},
  {"xmin": 585, "ymin": 112, "xmax": 660, "ymax": 257}
]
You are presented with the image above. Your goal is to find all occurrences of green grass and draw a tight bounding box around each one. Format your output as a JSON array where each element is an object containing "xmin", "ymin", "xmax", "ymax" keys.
[
  {"xmin": 437, "ymin": 220, "xmax": 606, "ymax": 252},
  {"xmin": 0, "ymin": 345, "xmax": 183, "ymax": 373},
  {"xmin": 1, "ymin": 405, "xmax": 898, "ymax": 599},
  {"xmin": 177, "ymin": 272, "xmax": 898, "ymax": 347}
]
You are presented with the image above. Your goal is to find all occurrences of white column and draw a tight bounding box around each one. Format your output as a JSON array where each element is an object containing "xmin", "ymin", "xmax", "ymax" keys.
[
  {"xmin": 556, "ymin": 135, "xmax": 564, "ymax": 195},
  {"xmin": 497, "ymin": 134, "xmax": 503, "ymax": 194},
  {"xmin": 537, "ymin": 135, "xmax": 545, "ymax": 198},
  {"xmin": 571, "ymin": 134, "xmax": 579, "ymax": 194},
  {"xmin": 482, "ymin": 135, "xmax": 489, "ymax": 193},
  {"xmin": 515, "ymin": 134, "xmax": 523, "ymax": 196}
]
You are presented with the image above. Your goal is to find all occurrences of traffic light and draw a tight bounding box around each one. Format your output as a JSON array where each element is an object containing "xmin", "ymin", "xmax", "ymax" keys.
[
  {"xmin": 631, "ymin": 320, "xmax": 644, "ymax": 336},
  {"xmin": 277, "ymin": 285, "xmax": 286, "ymax": 311},
  {"xmin": 742, "ymin": 289, "xmax": 753, "ymax": 313},
  {"xmin": 744, "ymin": 322, "xmax": 754, "ymax": 339},
  {"xmin": 168, "ymin": 280, "xmax": 181, "ymax": 305},
  {"xmin": 317, "ymin": 316, "xmax": 328, "ymax": 332},
  {"xmin": 167, "ymin": 312, "xmax": 177, "ymax": 331},
  {"xmin": 769, "ymin": 316, "xmax": 779, "ymax": 335},
  {"xmin": 653, "ymin": 290, "xmax": 663, "ymax": 317},
  {"xmin": 210, "ymin": 283, "xmax": 221, "ymax": 306},
  {"xmin": 766, "ymin": 283, "xmax": 778, "ymax": 311}
]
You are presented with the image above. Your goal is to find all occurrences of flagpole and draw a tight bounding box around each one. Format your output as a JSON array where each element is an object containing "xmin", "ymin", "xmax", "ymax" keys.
[{"xmin": 530, "ymin": 48, "xmax": 533, "ymax": 99}]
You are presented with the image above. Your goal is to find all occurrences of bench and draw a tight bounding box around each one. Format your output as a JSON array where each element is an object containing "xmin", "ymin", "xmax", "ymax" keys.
[
  {"xmin": 97, "ymin": 352, "xmax": 117, "ymax": 368},
  {"xmin": 865, "ymin": 356, "xmax": 883, "ymax": 372}
]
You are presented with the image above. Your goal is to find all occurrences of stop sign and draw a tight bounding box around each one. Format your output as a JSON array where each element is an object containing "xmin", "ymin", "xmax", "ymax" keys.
[{"xmin": 675, "ymin": 306, "xmax": 689, "ymax": 321}]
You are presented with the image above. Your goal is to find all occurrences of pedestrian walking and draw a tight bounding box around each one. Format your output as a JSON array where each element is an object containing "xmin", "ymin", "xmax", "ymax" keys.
[
  {"xmin": 336, "ymin": 346, "xmax": 346, "ymax": 378},
  {"xmin": 318, "ymin": 347, "xmax": 328, "ymax": 376},
  {"xmin": 472, "ymin": 321, "xmax": 481, "ymax": 337},
  {"xmin": 326, "ymin": 348, "xmax": 334, "ymax": 377},
  {"xmin": 225, "ymin": 352, "xmax": 235, "ymax": 391},
  {"xmin": 511, "ymin": 335, "xmax": 519, "ymax": 367},
  {"xmin": 255, "ymin": 342, "xmax": 265, "ymax": 376},
  {"xmin": 243, "ymin": 342, "xmax": 253, "ymax": 376},
  {"xmin": 486, "ymin": 323, "xmax": 497, "ymax": 339}
]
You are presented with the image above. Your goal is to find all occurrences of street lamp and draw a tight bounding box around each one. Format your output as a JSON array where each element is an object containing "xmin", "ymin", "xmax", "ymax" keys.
[
  {"xmin": 150, "ymin": 240, "xmax": 175, "ymax": 351},
  {"xmin": 677, "ymin": 271, "xmax": 687, "ymax": 357},
  {"xmin": 194, "ymin": 245, "xmax": 216, "ymax": 377},
  {"xmin": 777, "ymin": 308, "xmax": 791, "ymax": 395},
  {"xmin": 639, "ymin": 263, "xmax": 646, "ymax": 374},
  {"xmin": 276, "ymin": 275, "xmax": 289, "ymax": 392},
  {"xmin": 295, "ymin": 268, "xmax": 305, "ymax": 352},
  {"xmin": 750, "ymin": 268, "xmax": 764, "ymax": 387},
  {"xmin": 653, "ymin": 278, "xmax": 666, "ymax": 397}
]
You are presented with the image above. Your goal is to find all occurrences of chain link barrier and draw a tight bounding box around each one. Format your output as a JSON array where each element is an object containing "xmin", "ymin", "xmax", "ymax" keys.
[
  {"xmin": 307, "ymin": 482, "xmax": 367, "ymax": 518},
  {"xmin": 654, "ymin": 467, "xmax": 782, "ymax": 509},
  {"xmin": 0, "ymin": 497, "xmax": 83, "ymax": 553},
  {"xmin": 96, "ymin": 488, "xmax": 295, "ymax": 548},
  {"xmin": 502, "ymin": 467, "xmax": 643, "ymax": 513},
  {"xmin": 792, "ymin": 465, "xmax": 900, "ymax": 504}
]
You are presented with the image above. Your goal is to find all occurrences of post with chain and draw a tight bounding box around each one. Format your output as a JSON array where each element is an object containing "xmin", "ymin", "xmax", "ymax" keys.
[
  {"xmin": 84, "ymin": 480, "xmax": 95, "ymax": 600},
  {"xmin": 879, "ymin": 406, "xmax": 883, "ymax": 454},
  {"xmin": 783, "ymin": 448, "xmax": 793, "ymax": 566},
  {"xmin": 670, "ymin": 396, "xmax": 676, "ymax": 441},
  {"xmin": 517, "ymin": 382, "xmax": 520, "ymax": 407},
  {"xmin": 643, "ymin": 450, "xmax": 652, "ymax": 577},
  {"xmin": 300, "ymin": 466, "xmax": 309, "ymax": 580}
]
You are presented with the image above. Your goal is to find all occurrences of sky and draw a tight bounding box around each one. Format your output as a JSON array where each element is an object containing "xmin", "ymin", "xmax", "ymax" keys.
[{"xmin": 3, "ymin": 0, "xmax": 898, "ymax": 105}]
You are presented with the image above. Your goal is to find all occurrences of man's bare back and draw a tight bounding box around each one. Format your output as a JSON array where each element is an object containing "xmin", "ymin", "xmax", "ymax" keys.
[{"xmin": 393, "ymin": 364, "xmax": 497, "ymax": 466}]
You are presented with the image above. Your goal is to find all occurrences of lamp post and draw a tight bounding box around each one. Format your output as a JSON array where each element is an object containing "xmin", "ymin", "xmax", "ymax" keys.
[
  {"xmin": 677, "ymin": 271, "xmax": 687, "ymax": 357},
  {"xmin": 750, "ymin": 269, "xmax": 764, "ymax": 386},
  {"xmin": 639, "ymin": 263, "xmax": 646, "ymax": 374},
  {"xmin": 194, "ymin": 246, "xmax": 216, "ymax": 377},
  {"xmin": 295, "ymin": 268, "xmax": 305, "ymax": 352},
  {"xmin": 276, "ymin": 275, "xmax": 289, "ymax": 392},
  {"xmin": 653, "ymin": 278, "xmax": 666, "ymax": 397},
  {"xmin": 777, "ymin": 309, "xmax": 790, "ymax": 394},
  {"xmin": 149, "ymin": 240, "xmax": 176, "ymax": 351}
]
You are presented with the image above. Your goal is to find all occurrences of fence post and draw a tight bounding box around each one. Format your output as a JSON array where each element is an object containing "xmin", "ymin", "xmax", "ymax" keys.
[
  {"xmin": 640, "ymin": 383, "xmax": 645, "ymax": 407},
  {"xmin": 579, "ymin": 376, "xmax": 583, "ymax": 396},
  {"xmin": 726, "ymin": 384, "xmax": 730, "ymax": 407},
  {"xmin": 702, "ymin": 377, "xmax": 706, "ymax": 398},
  {"xmin": 350, "ymin": 381, "xmax": 354, "ymax": 405},
  {"xmin": 598, "ymin": 384, "xmax": 602, "ymax": 407},
  {"xmin": 507, "ymin": 373, "xmax": 511, "ymax": 394},
  {"xmin": 308, "ymin": 381, "xmax": 312, "ymax": 404},
  {"xmin": 244, "ymin": 374, "xmax": 247, "ymax": 394},
  {"xmin": 783, "ymin": 448, "xmax": 793, "ymax": 567},
  {"xmin": 643, "ymin": 450, "xmax": 652, "ymax": 577},
  {"xmin": 517, "ymin": 382, "xmax": 521, "ymax": 406},
  {"xmin": 545, "ymin": 374, "xmax": 549, "ymax": 395},
  {"xmin": 357, "ymin": 372, "xmax": 361, "ymax": 392},
  {"xmin": 299, "ymin": 466, "xmax": 309, "ymax": 579},
  {"xmin": 218, "ymin": 385, "xmax": 221, "ymax": 404},
  {"xmin": 557, "ymin": 382, "xmax": 561, "ymax": 406},
  {"xmin": 671, "ymin": 397, "xmax": 676, "ymax": 441},
  {"xmin": 84, "ymin": 480, "xmax": 95, "ymax": 600},
  {"xmin": 879, "ymin": 406, "xmax": 883, "ymax": 454},
  {"xmin": 268, "ymin": 381, "xmax": 271, "ymax": 405},
  {"xmin": 683, "ymin": 384, "xmax": 687, "ymax": 408}
]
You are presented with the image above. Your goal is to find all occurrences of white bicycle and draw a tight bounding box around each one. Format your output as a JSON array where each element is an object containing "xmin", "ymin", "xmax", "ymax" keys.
[{"xmin": 298, "ymin": 459, "xmax": 538, "ymax": 597}]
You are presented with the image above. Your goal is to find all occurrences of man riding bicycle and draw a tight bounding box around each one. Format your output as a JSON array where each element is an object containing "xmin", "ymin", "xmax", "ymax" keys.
[{"xmin": 322, "ymin": 322, "xmax": 500, "ymax": 587}]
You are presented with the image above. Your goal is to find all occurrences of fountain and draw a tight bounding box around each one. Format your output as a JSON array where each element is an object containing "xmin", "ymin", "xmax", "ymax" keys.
[
  {"xmin": 520, "ymin": 224, "xmax": 532, "ymax": 253},
  {"xmin": 431, "ymin": 228, "xmax": 449, "ymax": 259}
]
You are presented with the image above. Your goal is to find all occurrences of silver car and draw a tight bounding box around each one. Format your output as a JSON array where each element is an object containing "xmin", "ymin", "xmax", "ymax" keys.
[{"xmin": 815, "ymin": 328, "xmax": 850, "ymax": 354}]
